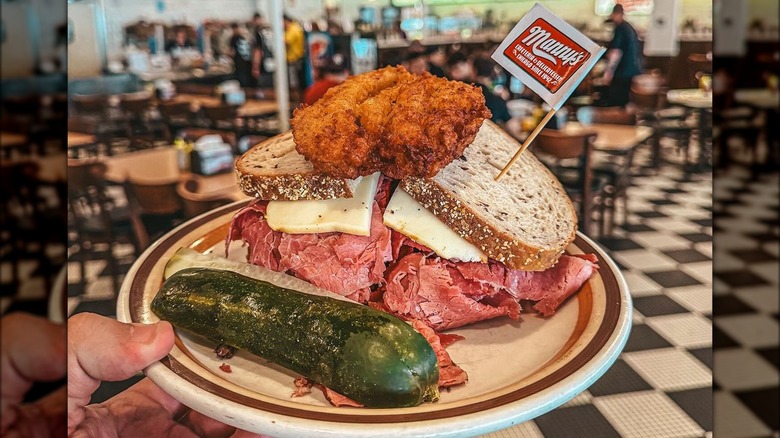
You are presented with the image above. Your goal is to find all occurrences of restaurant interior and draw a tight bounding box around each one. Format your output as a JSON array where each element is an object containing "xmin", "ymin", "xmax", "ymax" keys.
[{"xmin": 0, "ymin": 0, "xmax": 778, "ymax": 436}]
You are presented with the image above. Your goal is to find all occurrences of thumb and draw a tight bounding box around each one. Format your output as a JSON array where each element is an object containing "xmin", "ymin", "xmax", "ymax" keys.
[{"xmin": 67, "ymin": 313, "xmax": 174, "ymax": 431}]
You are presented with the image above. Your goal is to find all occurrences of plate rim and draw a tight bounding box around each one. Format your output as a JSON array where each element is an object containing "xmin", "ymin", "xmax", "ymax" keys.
[{"xmin": 117, "ymin": 200, "xmax": 632, "ymax": 437}]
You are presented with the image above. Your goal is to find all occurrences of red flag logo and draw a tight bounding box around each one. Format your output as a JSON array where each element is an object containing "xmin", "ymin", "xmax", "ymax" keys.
[{"xmin": 502, "ymin": 18, "xmax": 591, "ymax": 93}]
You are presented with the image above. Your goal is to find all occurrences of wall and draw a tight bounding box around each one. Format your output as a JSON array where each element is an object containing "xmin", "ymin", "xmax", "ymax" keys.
[
  {"xmin": 747, "ymin": 0, "xmax": 779, "ymax": 29},
  {"xmin": 329, "ymin": 0, "xmax": 713, "ymax": 32}
]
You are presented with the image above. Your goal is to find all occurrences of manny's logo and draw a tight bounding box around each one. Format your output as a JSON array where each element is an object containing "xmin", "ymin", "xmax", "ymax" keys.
[{"xmin": 502, "ymin": 18, "xmax": 590, "ymax": 93}]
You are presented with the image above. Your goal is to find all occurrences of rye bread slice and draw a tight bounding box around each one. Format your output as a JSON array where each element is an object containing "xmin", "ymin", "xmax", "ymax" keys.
[
  {"xmin": 236, "ymin": 132, "xmax": 359, "ymax": 200},
  {"xmin": 400, "ymin": 120, "xmax": 577, "ymax": 271}
]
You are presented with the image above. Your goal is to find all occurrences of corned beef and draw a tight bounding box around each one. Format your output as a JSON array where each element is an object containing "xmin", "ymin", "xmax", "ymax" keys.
[
  {"xmin": 226, "ymin": 200, "xmax": 392, "ymax": 303},
  {"xmin": 383, "ymin": 252, "xmax": 521, "ymax": 331},
  {"xmin": 382, "ymin": 249, "xmax": 598, "ymax": 330},
  {"xmin": 411, "ymin": 320, "xmax": 468, "ymax": 387},
  {"xmin": 454, "ymin": 253, "xmax": 599, "ymax": 316}
]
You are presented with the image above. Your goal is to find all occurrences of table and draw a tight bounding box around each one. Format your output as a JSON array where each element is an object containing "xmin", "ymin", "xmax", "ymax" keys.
[
  {"xmin": 667, "ymin": 89, "xmax": 713, "ymax": 171},
  {"xmin": 734, "ymin": 88, "xmax": 779, "ymax": 110},
  {"xmin": 561, "ymin": 123, "xmax": 654, "ymax": 152},
  {"xmin": 174, "ymin": 94, "xmax": 279, "ymax": 118},
  {"xmin": 4, "ymin": 154, "xmax": 67, "ymax": 184},
  {"xmin": 733, "ymin": 89, "xmax": 779, "ymax": 168},
  {"xmin": 1, "ymin": 132, "xmax": 27, "ymax": 148},
  {"xmin": 99, "ymin": 147, "xmax": 247, "ymax": 202},
  {"xmin": 512, "ymin": 123, "xmax": 653, "ymax": 153},
  {"xmin": 67, "ymin": 132, "xmax": 97, "ymax": 148}
]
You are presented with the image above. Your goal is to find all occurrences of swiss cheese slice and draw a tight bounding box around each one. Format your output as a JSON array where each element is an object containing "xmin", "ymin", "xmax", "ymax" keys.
[
  {"xmin": 383, "ymin": 188, "xmax": 487, "ymax": 262},
  {"xmin": 265, "ymin": 172, "xmax": 380, "ymax": 236}
]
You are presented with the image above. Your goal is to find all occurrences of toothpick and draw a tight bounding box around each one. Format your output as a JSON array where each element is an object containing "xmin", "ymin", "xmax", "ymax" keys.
[{"xmin": 495, "ymin": 108, "xmax": 557, "ymax": 181}]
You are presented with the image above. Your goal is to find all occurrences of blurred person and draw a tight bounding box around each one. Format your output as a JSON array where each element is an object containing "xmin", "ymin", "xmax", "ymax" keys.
[
  {"xmin": 599, "ymin": 4, "xmax": 641, "ymax": 107},
  {"xmin": 0, "ymin": 312, "xmax": 263, "ymax": 437},
  {"xmin": 446, "ymin": 51, "xmax": 473, "ymax": 82},
  {"xmin": 473, "ymin": 56, "xmax": 511, "ymax": 124},
  {"xmin": 165, "ymin": 28, "xmax": 194, "ymax": 55},
  {"xmin": 448, "ymin": 53, "xmax": 510, "ymax": 124},
  {"xmin": 405, "ymin": 51, "xmax": 429, "ymax": 75},
  {"xmin": 303, "ymin": 55, "xmax": 349, "ymax": 105},
  {"xmin": 426, "ymin": 46, "xmax": 447, "ymax": 78},
  {"xmin": 284, "ymin": 14, "xmax": 306, "ymax": 91},
  {"xmin": 209, "ymin": 21, "xmax": 227, "ymax": 59},
  {"xmin": 229, "ymin": 22, "xmax": 253, "ymax": 88},
  {"xmin": 251, "ymin": 13, "xmax": 275, "ymax": 88}
]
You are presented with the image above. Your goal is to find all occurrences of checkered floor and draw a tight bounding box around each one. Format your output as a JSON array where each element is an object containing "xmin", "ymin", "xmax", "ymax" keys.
[
  {"xmin": 712, "ymin": 167, "xmax": 779, "ymax": 438},
  {"xmin": 4, "ymin": 143, "xmax": 777, "ymax": 436}
]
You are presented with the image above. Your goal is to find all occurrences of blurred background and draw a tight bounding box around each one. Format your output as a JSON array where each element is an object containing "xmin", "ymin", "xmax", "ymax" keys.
[
  {"xmin": 0, "ymin": 0, "xmax": 777, "ymax": 436},
  {"xmin": 1, "ymin": 0, "xmax": 68, "ymax": 405}
]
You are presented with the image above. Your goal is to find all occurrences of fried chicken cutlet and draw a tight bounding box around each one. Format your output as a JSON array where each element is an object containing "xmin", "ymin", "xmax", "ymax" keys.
[{"xmin": 291, "ymin": 66, "xmax": 491, "ymax": 180}]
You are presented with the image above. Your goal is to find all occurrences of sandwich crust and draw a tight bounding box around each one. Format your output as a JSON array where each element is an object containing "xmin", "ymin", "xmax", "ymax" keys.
[
  {"xmin": 235, "ymin": 132, "xmax": 357, "ymax": 201},
  {"xmin": 400, "ymin": 121, "xmax": 578, "ymax": 271}
]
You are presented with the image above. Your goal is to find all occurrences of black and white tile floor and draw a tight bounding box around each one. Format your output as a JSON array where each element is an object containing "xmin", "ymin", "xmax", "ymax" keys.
[
  {"xmin": 3, "ymin": 146, "xmax": 777, "ymax": 436},
  {"xmin": 712, "ymin": 167, "xmax": 779, "ymax": 438}
]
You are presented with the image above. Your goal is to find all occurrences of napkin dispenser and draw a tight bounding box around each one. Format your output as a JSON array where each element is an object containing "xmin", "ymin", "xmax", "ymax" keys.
[
  {"xmin": 190, "ymin": 135, "xmax": 233, "ymax": 176},
  {"xmin": 154, "ymin": 79, "xmax": 176, "ymax": 101},
  {"xmin": 216, "ymin": 80, "xmax": 245, "ymax": 106}
]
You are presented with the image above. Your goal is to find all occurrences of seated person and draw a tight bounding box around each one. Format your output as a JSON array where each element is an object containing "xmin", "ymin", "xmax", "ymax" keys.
[
  {"xmin": 165, "ymin": 29, "xmax": 195, "ymax": 55},
  {"xmin": 447, "ymin": 53, "xmax": 511, "ymax": 124},
  {"xmin": 426, "ymin": 46, "xmax": 447, "ymax": 78},
  {"xmin": 403, "ymin": 50, "xmax": 429, "ymax": 75},
  {"xmin": 304, "ymin": 55, "xmax": 350, "ymax": 105}
]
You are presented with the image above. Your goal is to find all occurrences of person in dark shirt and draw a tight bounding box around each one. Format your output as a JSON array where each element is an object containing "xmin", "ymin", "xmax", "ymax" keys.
[
  {"xmin": 229, "ymin": 23, "xmax": 253, "ymax": 88},
  {"xmin": 303, "ymin": 55, "xmax": 349, "ymax": 105},
  {"xmin": 426, "ymin": 46, "xmax": 447, "ymax": 78},
  {"xmin": 251, "ymin": 13, "xmax": 274, "ymax": 88},
  {"xmin": 165, "ymin": 29, "xmax": 194, "ymax": 54},
  {"xmin": 601, "ymin": 3, "xmax": 642, "ymax": 107},
  {"xmin": 472, "ymin": 56, "xmax": 511, "ymax": 124}
]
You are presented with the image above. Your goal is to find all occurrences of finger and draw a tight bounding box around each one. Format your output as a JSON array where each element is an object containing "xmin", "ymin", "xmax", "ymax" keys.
[
  {"xmin": 4, "ymin": 386, "xmax": 67, "ymax": 438},
  {"xmin": 67, "ymin": 313, "xmax": 174, "ymax": 432},
  {"xmin": 0, "ymin": 313, "xmax": 66, "ymax": 433},
  {"xmin": 71, "ymin": 379, "xmax": 188, "ymax": 437}
]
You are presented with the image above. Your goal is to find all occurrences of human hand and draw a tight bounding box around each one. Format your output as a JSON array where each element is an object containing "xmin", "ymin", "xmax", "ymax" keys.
[
  {"xmin": 1, "ymin": 313, "xmax": 67, "ymax": 437},
  {"xmin": 67, "ymin": 312, "xmax": 267, "ymax": 437}
]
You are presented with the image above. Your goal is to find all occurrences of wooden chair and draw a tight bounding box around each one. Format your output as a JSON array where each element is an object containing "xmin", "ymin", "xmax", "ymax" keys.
[
  {"xmin": 120, "ymin": 92, "xmax": 166, "ymax": 149},
  {"xmin": 174, "ymin": 83, "xmax": 215, "ymax": 95},
  {"xmin": 123, "ymin": 177, "xmax": 183, "ymax": 241},
  {"xmin": 177, "ymin": 177, "xmax": 233, "ymax": 219},
  {"xmin": 588, "ymin": 107, "xmax": 637, "ymax": 125},
  {"xmin": 71, "ymin": 94, "xmax": 131, "ymax": 154},
  {"xmin": 67, "ymin": 160, "xmax": 144, "ymax": 294},
  {"xmin": 200, "ymin": 104, "xmax": 240, "ymax": 132},
  {"xmin": 0, "ymin": 161, "xmax": 59, "ymax": 293},
  {"xmin": 577, "ymin": 106, "xmax": 638, "ymax": 233},
  {"xmin": 71, "ymin": 94, "xmax": 112, "ymax": 117},
  {"xmin": 533, "ymin": 130, "xmax": 607, "ymax": 236},
  {"xmin": 158, "ymin": 100, "xmax": 195, "ymax": 141}
]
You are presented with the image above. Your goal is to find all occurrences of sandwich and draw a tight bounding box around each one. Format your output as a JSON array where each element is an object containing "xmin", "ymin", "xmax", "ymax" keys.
[{"xmin": 227, "ymin": 70, "xmax": 598, "ymax": 333}]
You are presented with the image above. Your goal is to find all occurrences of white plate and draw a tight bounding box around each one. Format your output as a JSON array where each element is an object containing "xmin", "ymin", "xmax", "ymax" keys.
[
  {"xmin": 49, "ymin": 266, "xmax": 67, "ymax": 324},
  {"xmin": 117, "ymin": 200, "xmax": 632, "ymax": 438}
]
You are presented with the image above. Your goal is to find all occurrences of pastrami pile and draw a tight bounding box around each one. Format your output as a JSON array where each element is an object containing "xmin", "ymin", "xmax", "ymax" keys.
[{"xmin": 226, "ymin": 177, "xmax": 598, "ymax": 399}]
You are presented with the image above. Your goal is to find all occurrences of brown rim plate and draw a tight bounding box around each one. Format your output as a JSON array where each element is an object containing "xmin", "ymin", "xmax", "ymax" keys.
[{"xmin": 116, "ymin": 200, "xmax": 632, "ymax": 437}]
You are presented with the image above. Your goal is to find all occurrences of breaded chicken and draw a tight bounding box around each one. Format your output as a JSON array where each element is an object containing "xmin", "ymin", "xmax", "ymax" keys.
[{"xmin": 292, "ymin": 66, "xmax": 491, "ymax": 179}]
